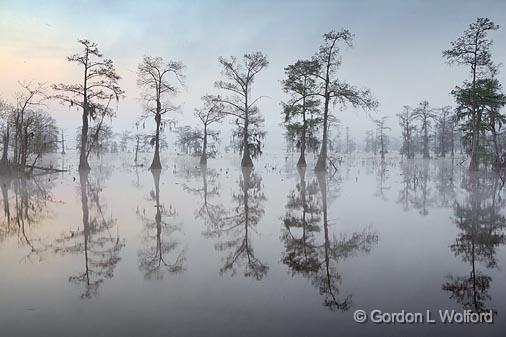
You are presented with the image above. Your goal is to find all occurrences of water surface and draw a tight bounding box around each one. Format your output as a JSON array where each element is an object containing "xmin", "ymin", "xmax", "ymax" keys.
[{"xmin": 1, "ymin": 153, "xmax": 505, "ymax": 337}]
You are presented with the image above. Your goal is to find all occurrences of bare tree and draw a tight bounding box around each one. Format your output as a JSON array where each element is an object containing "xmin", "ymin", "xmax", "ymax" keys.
[
  {"xmin": 194, "ymin": 95, "xmax": 224, "ymax": 165},
  {"xmin": 137, "ymin": 56, "xmax": 185, "ymax": 170},
  {"xmin": 311, "ymin": 30, "xmax": 378, "ymax": 171},
  {"xmin": 434, "ymin": 106, "xmax": 454, "ymax": 157},
  {"xmin": 0, "ymin": 98, "xmax": 13, "ymax": 169},
  {"xmin": 213, "ymin": 52, "xmax": 269, "ymax": 168},
  {"xmin": 413, "ymin": 100, "xmax": 435, "ymax": 159},
  {"xmin": 364, "ymin": 130, "xmax": 377, "ymax": 154},
  {"xmin": 374, "ymin": 117, "xmax": 390, "ymax": 160},
  {"xmin": 175, "ymin": 126, "xmax": 202, "ymax": 155},
  {"xmin": 53, "ymin": 39, "xmax": 123, "ymax": 170},
  {"xmin": 13, "ymin": 81, "xmax": 47, "ymax": 169},
  {"xmin": 60, "ymin": 129, "xmax": 66, "ymax": 155},
  {"xmin": 397, "ymin": 105, "xmax": 417, "ymax": 159}
]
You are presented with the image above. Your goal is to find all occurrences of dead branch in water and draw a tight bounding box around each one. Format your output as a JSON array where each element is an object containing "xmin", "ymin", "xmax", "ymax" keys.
[{"xmin": 25, "ymin": 165, "xmax": 67, "ymax": 173}]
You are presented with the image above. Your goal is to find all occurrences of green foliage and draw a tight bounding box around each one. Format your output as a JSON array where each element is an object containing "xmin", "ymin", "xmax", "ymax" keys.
[{"xmin": 282, "ymin": 60, "xmax": 322, "ymax": 154}]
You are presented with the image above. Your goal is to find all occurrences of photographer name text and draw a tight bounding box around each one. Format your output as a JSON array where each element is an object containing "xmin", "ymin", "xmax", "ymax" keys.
[{"xmin": 353, "ymin": 309, "xmax": 494, "ymax": 324}]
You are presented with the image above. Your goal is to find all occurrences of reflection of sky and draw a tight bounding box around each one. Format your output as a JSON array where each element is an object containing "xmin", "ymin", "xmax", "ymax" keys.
[{"xmin": 1, "ymin": 0, "xmax": 505, "ymax": 150}]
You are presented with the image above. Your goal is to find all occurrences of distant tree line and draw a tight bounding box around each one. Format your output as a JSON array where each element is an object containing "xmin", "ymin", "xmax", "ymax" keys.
[
  {"xmin": 397, "ymin": 101, "xmax": 462, "ymax": 160},
  {"xmin": 1, "ymin": 18, "xmax": 505, "ymax": 174},
  {"xmin": 396, "ymin": 18, "xmax": 506, "ymax": 171}
]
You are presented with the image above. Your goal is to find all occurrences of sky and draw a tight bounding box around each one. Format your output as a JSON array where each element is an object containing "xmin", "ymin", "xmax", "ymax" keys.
[{"xmin": 1, "ymin": 0, "xmax": 506, "ymax": 152}]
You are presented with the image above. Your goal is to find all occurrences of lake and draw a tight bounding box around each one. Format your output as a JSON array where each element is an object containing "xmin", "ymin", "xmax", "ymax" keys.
[{"xmin": 0, "ymin": 152, "xmax": 505, "ymax": 337}]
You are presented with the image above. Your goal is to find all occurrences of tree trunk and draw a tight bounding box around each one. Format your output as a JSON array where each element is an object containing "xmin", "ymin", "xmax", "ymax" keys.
[
  {"xmin": 80, "ymin": 55, "xmax": 91, "ymax": 171},
  {"xmin": 440, "ymin": 130, "xmax": 446, "ymax": 158},
  {"xmin": 61, "ymin": 129, "xmax": 65, "ymax": 155},
  {"xmin": 491, "ymin": 125, "xmax": 500, "ymax": 167},
  {"xmin": 469, "ymin": 50, "xmax": 479, "ymax": 171},
  {"xmin": 20, "ymin": 124, "xmax": 29, "ymax": 167},
  {"xmin": 450, "ymin": 129, "xmax": 455, "ymax": 158},
  {"xmin": 13, "ymin": 111, "xmax": 20, "ymax": 165},
  {"xmin": 315, "ymin": 93, "xmax": 330, "ymax": 171},
  {"xmin": 241, "ymin": 118, "xmax": 253, "ymax": 168},
  {"xmin": 200, "ymin": 125, "xmax": 208, "ymax": 166},
  {"xmin": 380, "ymin": 133, "xmax": 385, "ymax": 160},
  {"xmin": 423, "ymin": 122, "xmax": 430, "ymax": 159},
  {"xmin": 150, "ymin": 111, "xmax": 162, "ymax": 170},
  {"xmin": 469, "ymin": 114, "xmax": 480, "ymax": 171},
  {"xmin": 79, "ymin": 107, "xmax": 91, "ymax": 170},
  {"xmin": 297, "ymin": 115, "xmax": 307, "ymax": 168},
  {"xmin": 1, "ymin": 126, "xmax": 9, "ymax": 164},
  {"xmin": 134, "ymin": 135, "xmax": 140, "ymax": 165}
]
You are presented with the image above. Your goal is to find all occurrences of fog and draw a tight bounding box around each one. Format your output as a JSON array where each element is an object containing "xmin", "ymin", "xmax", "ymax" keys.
[{"xmin": 2, "ymin": 0, "xmax": 506, "ymax": 151}]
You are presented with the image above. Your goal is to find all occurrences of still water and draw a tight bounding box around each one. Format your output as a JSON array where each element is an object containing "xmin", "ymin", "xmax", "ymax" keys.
[{"xmin": 0, "ymin": 153, "xmax": 505, "ymax": 337}]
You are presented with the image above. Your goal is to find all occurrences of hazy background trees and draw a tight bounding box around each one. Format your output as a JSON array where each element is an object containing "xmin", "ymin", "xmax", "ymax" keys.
[
  {"xmin": 374, "ymin": 117, "xmax": 390, "ymax": 160},
  {"xmin": 194, "ymin": 95, "xmax": 224, "ymax": 165},
  {"xmin": 0, "ymin": 84, "xmax": 61, "ymax": 174},
  {"xmin": 398, "ymin": 105, "xmax": 417, "ymax": 159}
]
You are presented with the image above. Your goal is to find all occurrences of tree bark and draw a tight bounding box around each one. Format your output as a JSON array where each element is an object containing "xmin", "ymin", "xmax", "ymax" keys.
[
  {"xmin": 150, "ymin": 110, "xmax": 162, "ymax": 170},
  {"xmin": 20, "ymin": 124, "xmax": 29, "ymax": 167},
  {"xmin": 61, "ymin": 130, "xmax": 65, "ymax": 155},
  {"xmin": 469, "ymin": 114, "xmax": 480, "ymax": 171},
  {"xmin": 423, "ymin": 120, "xmax": 430, "ymax": 159},
  {"xmin": 134, "ymin": 135, "xmax": 140, "ymax": 165},
  {"xmin": 79, "ymin": 50, "xmax": 91, "ymax": 171},
  {"xmin": 297, "ymin": 106, "xmax": 307, "ymax": 168},
  {"xmin": 79, "ymin": 107, "xmax": 91, "ymax": 170},
  {"xmin": 315, "ymin": 92, "xmax": 330, "ymax": 171},
  {"xmin": 241, "ymin": 110, "xmax": 253, "ymax": 168},
  {"xmin": 469, "ymin": 39, "xmax": 479, "ymax": 172},
  {"xmin": 491, "ymin": 123, "xmax": 500, "ymax": 167},
  {"xmin": 1, "ymin": 126, "xmax": 9, "ymax": 164},
  {"xmin": 200, "ymin": 125, "xmax": 208, "ymax": 166}
]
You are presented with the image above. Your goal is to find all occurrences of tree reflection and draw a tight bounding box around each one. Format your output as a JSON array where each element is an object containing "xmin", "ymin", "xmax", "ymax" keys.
[
  {"xmin": 0, "ymin": 175, "xmax": 55, "ymax": 262},
  {"xmin": 137, "ymin": 170, "xmax": 185, "ymax": 280},
  {"xmin": 281, "ymin": 167, "xmax": 321, "ymax": 276},
  {"xmin": 434, "ymin": 160, "xmax": 456, "ymax": 208},
  {"xmin": 281, "ymin": 170, "xmax": 378, "ymax": 311},
  {"xmin": 54, "ymin": 170, "xmax": 124, "ymax": 298},
  {"xmin": 397, "ymin": 160, "xmax": 416, "ymax": 211},
  {"xmin": 374, "ymin": 160, "xmax": 390, "ymax": 200},
  {"xmin": 183, "ymin": 166, "xmax": 225, "ymax": 231},
  {"xmin": 443, "ymin": 172, "xmax": 506, "ymax": 312},
  {"xmin": 411, "ymin": 161, "xmax": 433, "ymax": 216},
  {"xmin": 396, "ymin": 160, "xmax": 453, "ymax": 214},
  {"xmin": 205, "ymin": 167, "xmax": 268, "ymax": 280}
]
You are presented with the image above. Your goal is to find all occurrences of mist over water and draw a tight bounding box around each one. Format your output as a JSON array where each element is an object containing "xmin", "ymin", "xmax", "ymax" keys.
[{"xmin": 0, "ymin": 152, "xmax": 505, "ymax": 337}]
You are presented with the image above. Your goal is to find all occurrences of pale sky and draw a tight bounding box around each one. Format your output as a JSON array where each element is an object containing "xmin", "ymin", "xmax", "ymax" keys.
[{"xmin": 1, "ymin": 0, "xmax": 506, "ymax": 151}]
